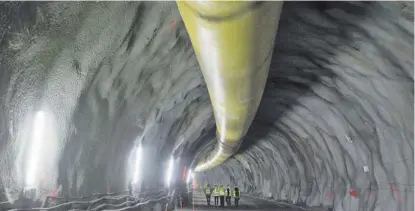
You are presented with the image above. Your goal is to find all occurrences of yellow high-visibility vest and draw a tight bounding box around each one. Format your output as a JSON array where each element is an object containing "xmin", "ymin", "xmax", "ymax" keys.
[
  {"xmin": 219, "ymin": 187, "xmax": 225, "ymax": 196},
  {"xmin": 233, "ymin": 188, "xmax": 240, "ymax": 198},
  {"xmin": 214, "ymin": 187, "xmax": 219, "ymax": 196},
  {"xmin": 226, "ymin": 187, "xmax": 231, "ymax": 196},
  {"xmin": 205, "ymin": 186, "xmax": 211, "ymax": 194}
]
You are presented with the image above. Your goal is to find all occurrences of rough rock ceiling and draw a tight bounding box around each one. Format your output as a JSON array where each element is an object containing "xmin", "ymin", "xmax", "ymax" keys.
[{"xmin": 0, "ymin": 1, "xmax": 413, "ymax": 211}]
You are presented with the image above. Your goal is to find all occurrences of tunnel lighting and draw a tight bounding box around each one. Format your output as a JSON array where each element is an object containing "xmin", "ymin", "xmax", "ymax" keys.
[
  {"xmin": 166, "ymin": 156, "xmax": 174, "ymax": 187},
  {"xmin": 186, "ymin": 169, "xmax": 194, "ymax": 183},
  {"xmin": 26, "ymin": 111, "xmax": 46, "ymax": 187},
  {"xmin": 132, "ymin": 145, "xmax": 142, "ymax": 184}
]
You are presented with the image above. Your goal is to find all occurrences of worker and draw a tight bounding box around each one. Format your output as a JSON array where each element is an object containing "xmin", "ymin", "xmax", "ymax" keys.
[
  {"xmin": 213, "ymin": 185, "xmax": 219, "ymax": 206},
  {"xmin": 233, "ymin": 186, "xmax": 240, "ymax": 207},
  {"xmin": 225, "ymin": 184, "xmax": 231, "ymax": 206},
  {"xmin": 219, "ymin": 184, "xmax": 225, "ymax": 207},
  {"xmin": 204, "ymin": 184, "xmax": 211, "ymax": 205}
]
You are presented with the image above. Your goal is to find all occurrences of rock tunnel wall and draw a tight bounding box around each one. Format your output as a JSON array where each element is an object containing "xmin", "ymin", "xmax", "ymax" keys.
[
  {"xmin": 199, "ymin": 2, "xmax": 414, "ymax": 211},
  {"xmin": 0, "ymin": 1, "xmax": 413, "ymax": 211}
]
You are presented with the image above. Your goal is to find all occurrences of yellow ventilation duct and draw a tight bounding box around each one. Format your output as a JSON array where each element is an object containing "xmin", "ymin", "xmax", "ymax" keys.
[{"xmin": 177, "ymin": 1, "xmax": 283, "ymax": 172}]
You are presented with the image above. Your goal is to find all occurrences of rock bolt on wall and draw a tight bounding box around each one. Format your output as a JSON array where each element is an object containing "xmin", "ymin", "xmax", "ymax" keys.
[{"xmin": 0, "ymin": 1, "xmax": 413, "ymax": 211}]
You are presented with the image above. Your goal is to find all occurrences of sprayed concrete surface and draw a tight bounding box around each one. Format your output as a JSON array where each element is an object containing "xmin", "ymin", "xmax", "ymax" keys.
[{"xmin": 0, "ymin": 1, "xmax": 413, "ymax": 211}]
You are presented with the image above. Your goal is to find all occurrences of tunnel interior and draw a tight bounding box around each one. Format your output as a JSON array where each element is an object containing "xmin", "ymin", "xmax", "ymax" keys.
[{"xmin": 0, "ymin": 1, "xmax": 413, "ymax": 211}]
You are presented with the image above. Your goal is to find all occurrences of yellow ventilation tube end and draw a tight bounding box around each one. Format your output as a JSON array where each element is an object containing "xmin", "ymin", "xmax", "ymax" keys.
[{"xmin": 177, "ymin": 1, "xmax": 284, "ymax": 172}]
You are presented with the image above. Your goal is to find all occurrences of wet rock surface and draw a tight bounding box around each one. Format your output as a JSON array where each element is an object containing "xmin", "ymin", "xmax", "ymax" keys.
[{"xmin": 0, "ymin": 1, "xmax": 413, "ymax": 211}]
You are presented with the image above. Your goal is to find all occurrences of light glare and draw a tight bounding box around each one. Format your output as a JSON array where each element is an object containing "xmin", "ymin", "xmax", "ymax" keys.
[
  {"xmin": 132, "ymin": 146, "xmax": 142, "ymax": 184},
  {"xmin": 26, "ymin": 111, "xmax": 46, "ymax": 186},
  {"xmin": 186, "ymin": 169, "xmax": 193, "ymax": 183},
  {"xmin": 166, "ymin": 156, "xmax": 174, "ymax": 187}
]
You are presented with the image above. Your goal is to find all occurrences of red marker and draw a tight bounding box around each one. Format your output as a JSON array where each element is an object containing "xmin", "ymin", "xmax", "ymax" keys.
[
  {"xmin": 349, "ymin": 189, "xmax": 358, "ymax": 198},
  {"xmin": 392, "ymin": 185, "xmax": 403, "ymax": 203},
  {"xmin": 169, "ymin": 20, "xmax": 177, "ymax": 33},
  {"xmin": 326, "ymin": 193, "xmax": 333, "ymax": 199},
  {"xmin": 50, "ymin": 188, "xmax": 56, "ymax": 197},
  {"xmin": 182, "ymin": 166, "xmax": 187, "ymax": 181}
]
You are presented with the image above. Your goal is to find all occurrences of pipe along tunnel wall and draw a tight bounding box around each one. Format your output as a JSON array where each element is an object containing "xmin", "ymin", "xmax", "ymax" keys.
[{"xmin": 0, "ymin": 1, "xmax": 413, "ymax": 211}]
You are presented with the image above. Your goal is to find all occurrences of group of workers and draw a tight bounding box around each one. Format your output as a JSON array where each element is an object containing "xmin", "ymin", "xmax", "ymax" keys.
[{"xmin": 204, "ymin": 184, "xmax": 240, "ymax": 207}]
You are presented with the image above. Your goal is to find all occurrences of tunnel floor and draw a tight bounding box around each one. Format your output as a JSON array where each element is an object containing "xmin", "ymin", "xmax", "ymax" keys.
[{"xmin": 182, "ymin": 189, "xmax": 328, "ymax": 211}]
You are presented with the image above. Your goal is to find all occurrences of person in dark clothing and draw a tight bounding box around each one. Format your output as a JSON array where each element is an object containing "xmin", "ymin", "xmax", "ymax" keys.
[
  {"xmin": 225, "ymin": 185, "xmax": 231, "ymax": 206},
  {"xmin": 204, "ymin": 184, "xmax": 211, "ymax": 205},
  {"xmin": 234, "ymin": 187, "xmax": 240, "ymax": 207}
]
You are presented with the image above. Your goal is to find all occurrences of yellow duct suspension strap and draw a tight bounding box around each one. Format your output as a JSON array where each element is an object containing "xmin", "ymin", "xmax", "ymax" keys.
[{"xmin": 177, "ymin": 1, "xmax": 284, "ymax": 172}]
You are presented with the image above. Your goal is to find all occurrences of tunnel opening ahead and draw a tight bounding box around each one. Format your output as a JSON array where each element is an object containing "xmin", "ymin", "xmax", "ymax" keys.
[{"xmin": 0, "ymin": 1, "xmax": 413, "ymax": 211}]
